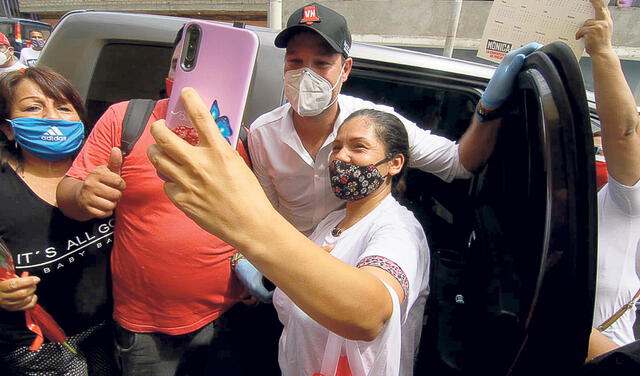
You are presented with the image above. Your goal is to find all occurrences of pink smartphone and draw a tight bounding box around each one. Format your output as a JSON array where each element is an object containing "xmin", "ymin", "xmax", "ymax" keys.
[{"xmin": 166, "ymin": 20, "xmax": 259, "ymax": 149}]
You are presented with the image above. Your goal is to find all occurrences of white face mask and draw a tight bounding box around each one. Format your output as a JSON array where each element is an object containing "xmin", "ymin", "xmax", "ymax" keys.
[
  {"xmin": 0, "ymin": 48, "xmax": 10, "ymax": 65},
  {"xmin": 284, "ymin": 64, "xmax": 345, "ymax": 117}
]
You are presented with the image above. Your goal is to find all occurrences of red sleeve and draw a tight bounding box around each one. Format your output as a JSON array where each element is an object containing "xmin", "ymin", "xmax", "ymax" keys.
[
  {"xmin": 67, "ymin": 102, "xmax": 127, "ymax": 180},
  {"xmin": 236, "ymin": 138, "xmax": 251, "ymax": 168}
]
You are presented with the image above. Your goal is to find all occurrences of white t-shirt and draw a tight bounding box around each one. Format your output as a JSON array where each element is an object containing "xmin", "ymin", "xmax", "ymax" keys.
[
  {"xmin": 18, "ymin": 47, "xmax": 40, "ymax": 67},
  {"xmin": 248, "ymin": 94, "xmax": 472, "ymax": 234},
  {"xmin": 593, "ymin": 176, "xmax": 640, "ymax": 346},
  {"xmin": 273, "ymin": 195, "xmax": 430, "ymax": 376},
  {"xmin": 0, "ymin": 59, "xmax": 26, "ymax": 74}
]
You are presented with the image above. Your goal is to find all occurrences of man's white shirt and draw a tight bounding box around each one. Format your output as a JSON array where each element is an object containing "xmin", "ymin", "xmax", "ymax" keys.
[
  {"xmin": 0, "ymin": 59, "xmax": 27, "ymax": 74},
  {"xmin": 18, "ymin": 47, "xmax": 40, "ymax": 67}
]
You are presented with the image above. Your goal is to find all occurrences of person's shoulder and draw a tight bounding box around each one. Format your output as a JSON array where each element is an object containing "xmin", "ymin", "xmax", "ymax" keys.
[
  {"xmin": 598, "ymin": 175, "xmax": 640, "ymax": 206},
  {"xmin": 249, "ymin": 103, "xmax": 291, "ymax": 134},
  {"xmin": 90, "ymin": 101, "xmax": 134, "ymax": 133},
  {"xmin": 371, "ymin": 197, "xmax": 425, "ymax": 236},
  {"xmin": 600, "ymin": 175, "xmax": 640, "ymax": 212},
  {"xmin": 604, "ymin": 176, "xmax": 640, "ymax": 193},
  {"xmin": 152, "ymin": 98, "xmax": 169, "ymax": 119},
  {"xmin": 106, "ymin": 100, "xmax": 133, "ymax": 118},
  {"xmin": 103, "ymin": 98, "xmax": 166, "ymax": 118},
  {"xmin": 0, "ymin": 61, "xmax": 24, "ymax": 74},
  {"xmin": 13, "ymin": 60, "xmax": 27, "ymax": 70},
  {"xmin": 339, "ymin": 94, "xmax": 395, "ymax": 114}
]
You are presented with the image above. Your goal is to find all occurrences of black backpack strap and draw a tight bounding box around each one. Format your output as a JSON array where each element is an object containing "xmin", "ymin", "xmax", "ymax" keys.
[{"xmin": 121, "ymin": 99, "xmax": 156, "ymax": 157}]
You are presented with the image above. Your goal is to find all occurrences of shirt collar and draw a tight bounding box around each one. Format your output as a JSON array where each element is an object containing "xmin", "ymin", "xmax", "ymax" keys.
[
  {"xmin": 278, "ymin": 96, "xmax": 348, "ymax": 164},
  {"xmin": 279, "ymin": 105, "xmax": 314, "ymax": 165}
]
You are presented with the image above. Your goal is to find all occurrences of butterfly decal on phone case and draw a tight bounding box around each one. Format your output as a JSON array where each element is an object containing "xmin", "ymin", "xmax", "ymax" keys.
[{"xmin": 210, "ymin": 100, "xmax": 232, "ymax": 143}]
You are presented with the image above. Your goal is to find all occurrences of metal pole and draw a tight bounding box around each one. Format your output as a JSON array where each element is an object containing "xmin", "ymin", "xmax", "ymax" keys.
[
  {"xmin": 443, "ymin": 0, "xmax": 463, "ymax": 58},
  {"xmin": 268, "ymin": 0, "xmax": 283, "ymax": 30},
  {"xmin": 1, "ymin": 0, "xmax": 10, "ymax": 18}
]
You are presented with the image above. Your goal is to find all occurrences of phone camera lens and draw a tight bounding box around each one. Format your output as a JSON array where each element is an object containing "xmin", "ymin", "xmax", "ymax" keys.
[{"xmin": 182, "ymin": 25, "xmax": 200, "ymax": 70}]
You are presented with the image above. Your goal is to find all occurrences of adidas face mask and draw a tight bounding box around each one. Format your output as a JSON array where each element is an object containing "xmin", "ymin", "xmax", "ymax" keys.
[
  {"xmin": 9, "ymin": 117, "xmax": 85, "ymax": 162},
  {"xmin": 284, "ymin": 64, "xmax": 345, "ymax": 117}
]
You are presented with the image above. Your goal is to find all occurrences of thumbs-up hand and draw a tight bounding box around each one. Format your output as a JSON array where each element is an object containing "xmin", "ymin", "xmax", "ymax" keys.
[
  {"xmin": 76, "ymin": 147, "xmax": 127, "ymax": 218},
  {"xmin": 107, "ymin": 146, "xmax": 123, "ymax": 174}
]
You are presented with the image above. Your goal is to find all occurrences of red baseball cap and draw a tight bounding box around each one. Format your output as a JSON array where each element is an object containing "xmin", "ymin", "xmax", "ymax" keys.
[{"xmin": 0, "ymin": 32, "xmax": 10, "ymax": 47}]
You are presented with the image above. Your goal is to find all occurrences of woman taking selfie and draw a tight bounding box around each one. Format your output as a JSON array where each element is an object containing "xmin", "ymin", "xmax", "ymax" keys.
[{"xmin": 148, "ymin": 90, "xmax": 429, "ymax": 375}]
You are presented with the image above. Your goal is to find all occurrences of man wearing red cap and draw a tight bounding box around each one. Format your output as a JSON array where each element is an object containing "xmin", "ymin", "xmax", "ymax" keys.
[{"xmin": 0, "ymin": 32, "xmax": 26, "ymax": 74}]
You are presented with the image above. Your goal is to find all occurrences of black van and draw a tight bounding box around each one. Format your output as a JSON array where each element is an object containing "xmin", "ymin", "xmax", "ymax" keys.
[{"xmin": 0, "ymin": 17, "xmax": 51, "ymax": 56}]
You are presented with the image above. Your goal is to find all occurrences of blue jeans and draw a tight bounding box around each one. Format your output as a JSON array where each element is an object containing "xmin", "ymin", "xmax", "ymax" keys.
[{"xmin": 114, "ymin": 320, "xmax": 217, "ymax": 376}]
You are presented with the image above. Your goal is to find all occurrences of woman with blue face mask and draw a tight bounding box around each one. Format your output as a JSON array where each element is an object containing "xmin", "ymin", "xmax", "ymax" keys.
[
  {"xmin": 148, "ymin": 96, "xmax": 430, "ymax": 375},
  {"xmin": 0, "ymin": 67, "xmax": 115, "ymax": 375}
]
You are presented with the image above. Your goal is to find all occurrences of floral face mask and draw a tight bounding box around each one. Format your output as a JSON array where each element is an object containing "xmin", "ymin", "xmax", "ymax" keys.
[{"xmin": 329, "ymin": 157, "xmax": 390, "ymax": 201}]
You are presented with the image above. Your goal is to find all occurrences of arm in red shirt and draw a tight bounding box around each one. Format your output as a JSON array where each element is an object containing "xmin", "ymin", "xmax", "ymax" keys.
[{"xmin": 57, "ymin": 104, "xmax": 127, "ymax": 221}]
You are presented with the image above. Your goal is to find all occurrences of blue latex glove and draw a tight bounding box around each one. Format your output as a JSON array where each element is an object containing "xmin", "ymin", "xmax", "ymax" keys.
[
  {"xmin": 482, "ymin": 42, "xmax": 543, "ymax": 108},
  {"xmin": 234, "ymin": 259, "xmax": 274, "ymax": 304}
]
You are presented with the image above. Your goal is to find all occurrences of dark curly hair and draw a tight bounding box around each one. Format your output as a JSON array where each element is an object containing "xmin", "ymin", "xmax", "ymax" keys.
[
  {"xmin": 342, "ymin": 109, "xmax": 410, "ymax": 198},
  {"xmin": 0, "ymin": 66, "xmax": 86, "ymax": 171}
]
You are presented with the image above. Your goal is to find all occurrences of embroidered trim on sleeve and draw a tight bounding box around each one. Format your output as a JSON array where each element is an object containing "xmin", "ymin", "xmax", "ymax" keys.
[{"xmin": 356, "ymin": 255, "xmax": 409, "ymax": 297}]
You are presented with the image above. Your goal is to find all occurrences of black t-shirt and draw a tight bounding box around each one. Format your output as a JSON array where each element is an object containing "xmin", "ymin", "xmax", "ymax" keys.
[{"xmin": 0, "ymin": 166, "xmax": 113, "ymax": 347}]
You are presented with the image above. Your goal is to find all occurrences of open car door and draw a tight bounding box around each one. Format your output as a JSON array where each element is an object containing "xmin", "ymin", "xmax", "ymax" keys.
[
  {"xmin": 339, "ymin": 40, "xmax": 596, "ymax": 376},
  {"xmin": 456, "ymin": 42, "xmax": 598, "ymax": 376}
]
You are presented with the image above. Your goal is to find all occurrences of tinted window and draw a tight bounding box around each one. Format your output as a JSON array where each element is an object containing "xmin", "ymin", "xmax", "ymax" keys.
[
  {"xmin": 20, "ymin": 23, "xmax": 50, "ymax": 40},
  {"xmin": 86, "ymin": 43, "xmax": 173, "ymax": 126},
  {"xmin": 343, "ymin": 70, "xmax": 477, "ymax": 141},
  {"xmin": 0, "ymin": 23, "xmax": 12, "ymax": 38},
  {"xmin": 343, "ymin": 67, "xmax": 480, "ymax": 253}
]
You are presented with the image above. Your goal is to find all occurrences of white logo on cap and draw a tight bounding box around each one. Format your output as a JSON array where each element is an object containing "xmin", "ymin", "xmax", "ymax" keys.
[
  {"xmin": 305, "ymin": 8, "xmax": 316, "ymax": 19},
  {"xmin": 343, "ymin": 41, "xmax": 350, "ymax": 55},
  {"xmin": 300, "ymin": 5, "xmax": 321, "ymax": 24}
]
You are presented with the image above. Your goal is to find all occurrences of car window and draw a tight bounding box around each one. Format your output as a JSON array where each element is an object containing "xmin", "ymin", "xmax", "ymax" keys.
[
  {"xmin": 86, "ymin": 42, "xmax": 173, "ymax": 127},
  {"xmin": 20, "ymin": 23, "xmax": 51, "ymax": 40},
  {"xmin": 0, "ymin": 23, "xmax": 12, "ymax": 38},
  {"xmin": 342, "ymin": 66, "xmax": 479, "ymax": 141}
]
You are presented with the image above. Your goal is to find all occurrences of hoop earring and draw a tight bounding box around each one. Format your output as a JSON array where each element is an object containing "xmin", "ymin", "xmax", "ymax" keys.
[{"xmin": 14, "ymin": 140, "xmax": 17, "ymax": 149}]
